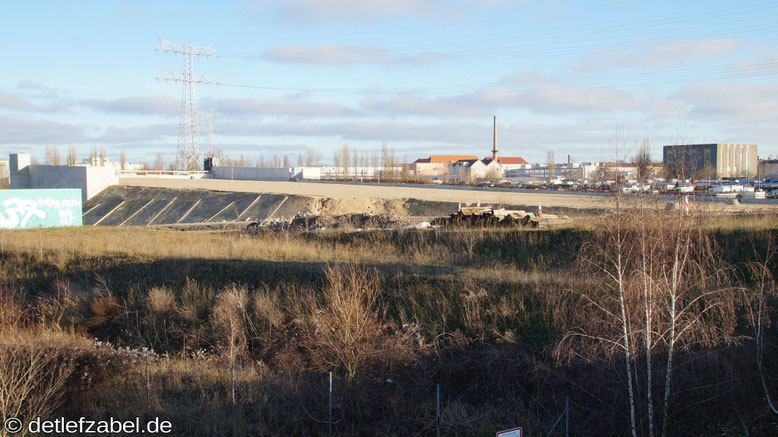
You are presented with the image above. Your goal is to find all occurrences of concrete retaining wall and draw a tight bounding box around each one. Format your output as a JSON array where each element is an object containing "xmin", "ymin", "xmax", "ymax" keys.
[
  {"xmin": 212, "ymin": 166, "xmax": 291, "ymax": 181},
  {"xmin": 0, "ymin": 160, "xmax": 8, "ymax": 188},
  {"xmin": 0, "ymin": 188, "xmax": 82, "ymax": 229},
  {"xmin": 211, "ymin": 166, "xmax": 321, "ymax": 181},
  {"xmin": 9, "ymin": 153, "xmax": 118, "ymax": 200}
]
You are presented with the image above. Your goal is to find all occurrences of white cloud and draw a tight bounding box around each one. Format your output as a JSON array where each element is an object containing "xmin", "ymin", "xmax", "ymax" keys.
[
  {"xmin": 361, "ymin": 84, "xmax": 672, "ymax": 117},
  {"xmin": 80, "ymin": 96, "xmax": 178, "ymax": 115},
  {"xmin": 500, "ymin": 71, "xmax": 551, "ymax": 84},
  {"xmin": 220, "ymin": 119, "xmax": 491, "ymax": 144},
  {"xmin": 263, "ymin": 44, "xmax": 448, "ymax": 65},
  {"xmin": 0, "ymin": 89, "xmax": 70, "ymax": 113},
  {"xmin": 675, "ymin": 82, "xmax": 778, "ymax": 122},
  {"xmin": 247, "ymin": 0, "xmax": 518, "ymax": 23},
  {"xmin": 218, "ymin": 96, "xmax": 364, "ymax": 117},
  {"xmin": 0, "ymin": 116, "xmax": 87, "ymax": 144},
  {"xmin": 361, "ymin": 94, "xmax": 484, "ymax": 117},
  {"xmin": 96, "ymin": 124, "xmax": 174, "ymax": 143},
  {"xmin": 576, "ymin": 38, "xmax": 742, "ymax": 72}
]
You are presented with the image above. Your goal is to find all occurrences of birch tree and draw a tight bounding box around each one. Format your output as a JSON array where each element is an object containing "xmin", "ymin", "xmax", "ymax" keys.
[{"xmin": 556, "ymin": 191, "xmax": 739, "ymax": 436}]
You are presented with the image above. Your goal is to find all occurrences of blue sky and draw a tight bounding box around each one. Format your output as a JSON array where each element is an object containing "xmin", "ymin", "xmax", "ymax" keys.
[{"xmin": 1, "ymin": 0, "xmax": 777, "ymax": 166}]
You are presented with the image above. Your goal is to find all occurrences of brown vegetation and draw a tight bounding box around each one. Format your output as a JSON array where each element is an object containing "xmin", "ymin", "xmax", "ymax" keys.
[{"xmin": 1, "ymin": 212, "xmax": 777, "ymax": 435}]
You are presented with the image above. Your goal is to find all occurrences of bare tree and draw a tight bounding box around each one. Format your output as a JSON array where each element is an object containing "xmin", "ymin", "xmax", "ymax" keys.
[
  {"xmin": 66, "ymin": 147, "xmax": 78, "ymax": 166},
  {"xmin": 633, "ymin": 140, "xmax": 651, "ymax": 180},
  {"xmin": 283, "ymin": 154, "xmax": 290, "ymax": 168},
  {"xmin": 304, "ymin": 147, "xmax": 322, "ymax": 167},
  {"xmin": 341, "ymin": 145, "xmax": 351, "ymax": 180},
  {"xmin": 556, "ymin": 191, "xmax": 739, "ymax": 437},
  {"xmin": 90, "ymin": 147, "xmax": 98, "ymax": 166},
  {"xmin": 119, "ymin": 151, "xmax": 126, "ymax": 170},
  {"xmin": 44, "ymin": 145, "xmax": 61, "ymax": 165},
  {"xmin": 741, "ymin": 242, "xmax": 778, "ymax": 415},
  {"xmin": 351, "ymin": 147, "xmax": 359, "ymax": 181},
  {"xmin": 99, "ymin": 148, "xmax": 107, "ymax": 166},
  {"xmin": 546, "ymin": 150, "xmax": 556, "ymax": 181},
  {"xmin": 154, "ymin": 153, "xmax": 165, "ymax": 170},
  {"xmin": 370, "ymin": 151, "xmax": 380, "ymax": 182}
]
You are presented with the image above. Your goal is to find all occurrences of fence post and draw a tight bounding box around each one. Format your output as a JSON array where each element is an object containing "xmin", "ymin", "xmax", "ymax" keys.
[
  {"xmin": 231, "ymin": 358, "xmax": 236, "ymax": 437},
  {"xmin": 436, "ymin": 384, "xmax": 440, "ymax": 437},
  {"xmin": 145, "ymin": 355, "xmax": 151, "ymax": 411},
  {"xmin": 329, "ymin": 371, "xmax": 333, "ymax": 437}
]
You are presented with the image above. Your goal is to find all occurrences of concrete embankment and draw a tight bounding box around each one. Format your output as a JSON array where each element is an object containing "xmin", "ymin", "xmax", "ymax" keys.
[{"xmin": 83, "ymin": 185, "xmax": 597, "ymax": 228}]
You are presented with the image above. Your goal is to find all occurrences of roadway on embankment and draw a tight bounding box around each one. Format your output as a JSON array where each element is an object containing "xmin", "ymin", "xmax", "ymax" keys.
[{"xmin": 120, "ymin": 178, "xmax": 778, "ymax": 212}]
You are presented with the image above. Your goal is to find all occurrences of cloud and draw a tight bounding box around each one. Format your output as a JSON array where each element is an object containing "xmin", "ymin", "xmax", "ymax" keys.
[
  {"xmin": 576, "ymin": 38, "xmax": 742, "ymax": 72},
  {"xmin": 0, "ymin": 116, "xmax": 87, "ymax": 144},
  {"xmin": 262, "ymin": 44, "xmax": 448, "ymax": 65},
  {"xmin": 675, "ymin": 82, "xmax": 778, "ymax": 123},
  {"xmin": 247, "ymin": 0, "xmax": 517, "ymax": 23},
  {"xmin": 500, "ymin": 70, "xmax": 551, "ymax": 84},
  {"xmin": 14, "ymin": 81, "xmax": 65, "ymax": 101},
  {"xmin": 361, "ymin": 85, "xmax": 673, "ymax": 117},
  {"xmin": 220, "ymin": 119, "xmax": 491, "ymax": 144},
  {"xmin": 80, "ymin": 96, "xmax": 178, "ymax": 115},
  {"xmin": 0, "ymin": 91, "xmax": 39, "ymax": 112},
  {"xmin": 96, "ymin": 124, "xmax": 174, "ymax": 143},
  {"xmin": 218, "ymin": 97, "xmax": 365, "ymax": 117},
  {"xmin": 469, "ymin": 86, "xmax": 652, "ymax": 114},
  {"xmin": 361, "ymin": 94, "xmax": 484, "ymax": 117},
  {"xmin": 0, "ymin": 90, "xmax": 70, "ymax": 113}
]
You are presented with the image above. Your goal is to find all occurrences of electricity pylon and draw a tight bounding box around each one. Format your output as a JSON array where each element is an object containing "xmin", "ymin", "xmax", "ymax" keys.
[
  {"xmin": 200, "ymin": 111, "xmax": 222, "ymax": 159},
  {"xmin": 157, "ymin": 39, "xmax": 217, "ymax": 170}
]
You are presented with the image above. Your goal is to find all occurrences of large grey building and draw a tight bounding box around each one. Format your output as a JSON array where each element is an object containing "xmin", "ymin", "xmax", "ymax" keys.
[{"xmin": 663, "ymin": 143, "xmax": 757, "ymax": 178}]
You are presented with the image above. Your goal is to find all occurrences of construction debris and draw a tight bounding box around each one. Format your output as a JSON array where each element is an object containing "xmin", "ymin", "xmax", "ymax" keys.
[
  {"xmin": 246, "ymin": 205, "xmax": 572, "ymax": 234},
  {"xmin": 431, "ymin": 205, "xmax": 572, "ymax": 228},
  {"xmin": 246, "ymin": 213, "xmax": 416, "ymax": 233}
]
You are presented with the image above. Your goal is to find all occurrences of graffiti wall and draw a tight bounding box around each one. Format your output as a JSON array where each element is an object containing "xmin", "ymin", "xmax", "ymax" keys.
[{"xmin": 0, "ymin": 189, "xmax": 82, "ymax": 229}]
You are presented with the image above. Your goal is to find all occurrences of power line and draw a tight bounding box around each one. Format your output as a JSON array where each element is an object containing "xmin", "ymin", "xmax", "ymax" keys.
[
  {"xmin": 216, "ymin": 57, "xmax": 778, "ymax": 96},
  {"xmin": 220, "ymin": 2, "xmax": 778, "ymax": 63}
]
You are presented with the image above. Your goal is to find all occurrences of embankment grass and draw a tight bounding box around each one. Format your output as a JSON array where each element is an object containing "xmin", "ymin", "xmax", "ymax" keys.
[{"xmin": 1, "ymin": 218, "xmax": 777, "ymax": 436}]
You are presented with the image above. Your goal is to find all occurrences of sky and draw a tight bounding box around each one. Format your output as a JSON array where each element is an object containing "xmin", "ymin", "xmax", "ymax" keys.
[{"xmin": 1, "ymin": 0, "xmax": 777, "ymax": 166}]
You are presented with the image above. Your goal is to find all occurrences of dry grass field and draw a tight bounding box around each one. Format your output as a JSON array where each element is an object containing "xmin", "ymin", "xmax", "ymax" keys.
[{"xmin": 2, "ymin": 201, "xmax": 778, "ymax": 436}]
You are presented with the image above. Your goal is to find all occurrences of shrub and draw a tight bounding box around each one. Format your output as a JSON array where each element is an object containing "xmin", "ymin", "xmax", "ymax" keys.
[{"xmin": 303, "ymin": 265, "xmax": 385, "ymax": 380}]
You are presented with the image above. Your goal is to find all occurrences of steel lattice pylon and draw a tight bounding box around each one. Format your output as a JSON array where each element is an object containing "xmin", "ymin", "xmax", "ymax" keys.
[{"xmin": 157, "ymin": 39, "xmax": 217, "ymax": 170}]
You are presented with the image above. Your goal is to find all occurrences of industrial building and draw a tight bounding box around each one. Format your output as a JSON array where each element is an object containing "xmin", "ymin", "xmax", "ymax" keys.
[
  {"xmin": 758, "ymin": 158, "xmax": 778, "ymax": 179},
  {"xmin": 411, "ymin": 155, "xmax": 478, "ymax": 176},
  {"xmin": 663, "ymin": 143, "xmax": 757, "ymax": 178},
  {"xmin": 448, "ymin": 158, "xmax": 503, "ymax": 182}
]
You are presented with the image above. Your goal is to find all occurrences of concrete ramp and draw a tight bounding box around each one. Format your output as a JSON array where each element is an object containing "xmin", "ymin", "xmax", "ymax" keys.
[{"xmin": 84, "ymin": 186, "xmax": 323, "ymax": 227}]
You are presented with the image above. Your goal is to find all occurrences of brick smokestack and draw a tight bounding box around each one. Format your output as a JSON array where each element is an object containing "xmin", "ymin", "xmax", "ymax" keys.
[{"xmin": 492, "ymin": 115, "xmax": 497, "ymax": 160}]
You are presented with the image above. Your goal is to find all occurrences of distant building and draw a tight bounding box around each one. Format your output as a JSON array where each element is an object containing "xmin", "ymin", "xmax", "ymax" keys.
[
  {"xmin": 411, "ymin": 155, "xmax": 478, "ymax": 176},
  {"xmin": 449, "ymin": 158, "xmax": 502, "ymax": 183},
  {"xmin": 758, "ymin": 159, "xmax": 778, "ymax": 179},
  {"xmin": 663, "ymin": 143, "xmax": 757, "ymax": 178},
  {"xmin": 481, "ymin": 156, "xmax": 529, "ymax": 173},
  {"xmin": 506, "ymin": 162, "xmax": 607, "ymax": 181}
]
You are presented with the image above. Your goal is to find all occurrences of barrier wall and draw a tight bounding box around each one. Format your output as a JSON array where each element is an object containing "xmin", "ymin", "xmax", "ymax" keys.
[
  {"xmin": 9, "ymin": 154, "xmax": 118, "ymax": 200},
  {"xmin": 210, "ymin": 166, "xmax": 322, "ymax": 181},
  {"xmin": 211, "ymin": 166, "xmax": 292, "ymax": 181},
  {"xmin": 0, "ymin": 189, "xmax": 83, "ymax": 229}
]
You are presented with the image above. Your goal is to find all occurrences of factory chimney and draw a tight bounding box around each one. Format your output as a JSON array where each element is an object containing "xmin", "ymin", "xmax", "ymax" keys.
[{"xmin": 492, "ymin": 116, "xmax": 498, "ymax": 160}]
